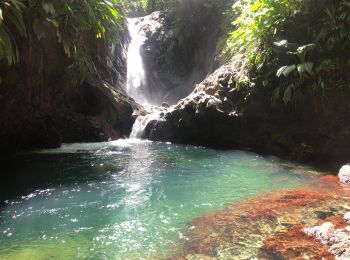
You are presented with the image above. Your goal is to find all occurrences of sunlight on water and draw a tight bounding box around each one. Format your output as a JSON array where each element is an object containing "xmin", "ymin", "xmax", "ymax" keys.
[{"xmin": 0, "ymin": 140, "xmax": 322, "ymax": 259}]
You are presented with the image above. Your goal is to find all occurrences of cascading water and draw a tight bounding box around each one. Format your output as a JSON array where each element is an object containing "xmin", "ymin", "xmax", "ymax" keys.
[
  {"xmin": 130, "ymin": 107, "xmax": 166, "ymax": 139},
  {"xmin": 126, "ymin": 18, "xmax": 148, "ymax": 105},
  {"xmin": 126, "ymin": 17, "xmax": 164, "ymax": 139}
]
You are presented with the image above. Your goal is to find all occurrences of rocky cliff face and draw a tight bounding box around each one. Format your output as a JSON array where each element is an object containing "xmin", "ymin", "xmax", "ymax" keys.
[
  {"xmin": 135, "ymin": 4, "xmax": 224, "ymax": 105},
  {"xmin": 0, "ymin": 12, "xmax": 142, "ymax": 154},
  {"xmin": 148, "ymin": 61, "xmax": 350, "ymax": 169}
]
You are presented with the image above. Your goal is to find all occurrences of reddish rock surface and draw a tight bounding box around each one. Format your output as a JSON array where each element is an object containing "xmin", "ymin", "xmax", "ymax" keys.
[
  {"xmin": 261, "ymin": 215, "xmax": 348, "ymax": 259},
  {"xmin": 262, "ymin": 226, "xmax": 335, "ymax": 259},
  {"xmin": 174, "ymin": 176, "xmax": 350, "ymax": 259}
]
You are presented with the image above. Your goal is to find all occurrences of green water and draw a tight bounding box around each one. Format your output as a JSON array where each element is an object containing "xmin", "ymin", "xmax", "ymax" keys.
[{"xmin": 0, "ymin": 140, "xmax": 320, "ymax": 259}]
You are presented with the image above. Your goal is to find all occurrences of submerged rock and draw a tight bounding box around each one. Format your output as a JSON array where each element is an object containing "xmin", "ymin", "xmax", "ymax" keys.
[
  {"xmin": 171, "ymin": 176, "xmax": 350, "ymax": 259},
  {"xmin": 263, "ymin": 226, "xmax": 334, "ymax": 259}
]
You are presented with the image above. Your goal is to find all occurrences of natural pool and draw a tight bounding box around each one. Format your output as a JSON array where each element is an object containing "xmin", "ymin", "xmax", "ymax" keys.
[{"xmin": 0, "ymin": 140, "xmax": 322, "ymax": 259}]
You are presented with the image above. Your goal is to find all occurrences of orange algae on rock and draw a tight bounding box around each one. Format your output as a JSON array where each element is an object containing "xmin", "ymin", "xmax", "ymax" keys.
[
  {"xmin": 318, "ymin": 175, "xmax": 350, "ymax": 194},
  {"xmin": 261, "ymin": 226, "xmax": 335, "ymax": 259},
  {"xmin": 261, "ymin": 214, "xmax": 349, "ymax": 259},
  {"xmin": 175, "ymin": 176, "xmax": 350, "ymax": 259}
]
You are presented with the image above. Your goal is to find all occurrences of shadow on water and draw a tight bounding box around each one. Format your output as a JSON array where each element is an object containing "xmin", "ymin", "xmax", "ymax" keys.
[{"xmin": 0, "ymin": 153, "xmax": 125, "ymax": 204}]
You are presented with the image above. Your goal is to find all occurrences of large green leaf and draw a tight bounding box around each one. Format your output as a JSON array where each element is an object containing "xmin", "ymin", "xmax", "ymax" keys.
[
  {"xmin": 277, "ymin": 65, "xmax": 296, "ymax": 78},
  {"xmin": 297, "ymin": 62, "xmax": 314, "ymax": 75},
  {"xmin": 283, "ymin": 84, "xmax": 294, "ymax": 104}
]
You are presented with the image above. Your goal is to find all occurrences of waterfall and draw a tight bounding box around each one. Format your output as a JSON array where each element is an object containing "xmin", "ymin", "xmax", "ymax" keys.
[
  {"xmin": 126, "ymin": 18, "xmax": 148, "ymax": 105},
  {"xmin": 126, "ymin": 17, "xmax": 164, "ymax": 139},
  {"xmin": 130, "ymin": 105, "xmax": 167, "ymax": 139},
  {"xmin": 130, "ymin": 110, "xmax": 161, "ymax": 139}
]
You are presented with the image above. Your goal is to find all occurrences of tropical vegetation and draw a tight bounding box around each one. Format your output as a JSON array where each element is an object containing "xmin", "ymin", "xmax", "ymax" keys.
[
  {"xmin": 121, "ymin": 0, "xmax": 174, "ymax": 15},
  {"xmin": 1, "ymin": 0, "xmax": 350, "ymax": 107},
  {"xmin": 226, "ymin": 0, "xmax": 350, "ymax": 106},
  {"xmin": 0, "ymin": 0, "xmax": 124, "ymax": 81}
]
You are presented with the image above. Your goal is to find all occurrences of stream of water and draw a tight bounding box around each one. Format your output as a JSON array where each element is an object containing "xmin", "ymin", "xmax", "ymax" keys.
[
  {"xmin": 0, "ymin": 140, "xmax": 322, "ymax": 259},
  {"xmin": 126, "ymin": 18, "xmax": 148, "ymax": 105}
]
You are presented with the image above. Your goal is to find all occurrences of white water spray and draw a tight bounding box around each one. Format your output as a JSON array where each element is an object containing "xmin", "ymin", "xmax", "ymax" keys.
[
  {"xmin": 130, "ymin": 113, "xmax": 157, "ymax": 139},
  {"xmin": 126, "ymin": 17, "xmax": 165, "ymax": 139},
  {"xmin": 126, "ymin": 18, "xmax": 148, "ymax": 105}
]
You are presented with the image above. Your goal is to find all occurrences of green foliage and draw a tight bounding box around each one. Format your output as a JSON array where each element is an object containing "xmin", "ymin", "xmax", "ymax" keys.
[
  {"xmin": 120, "ymin": 0, "xmax": 174, "ymax": 16},
  {"xmin": 226, "ymin": 0, "xmax": 350, "ymax": 106},
  {"xmin": 226, "ymin": 0, "xmax": 303, "ymax": 65},
  {"xmin": 144, "ymin": 0, "xmax": 174, "ymax": 13},
  {"xmin": 0, "ymin": 0, "xmax": 26, "ymax": 65},
  {"xmin": 31, "ymin": 0, "xmax": 124, "ymax": 82},
  {"xmin": 0, "ymin": 0, "xmax": 125, "ymax": 82},
  {"xmin": 121, "ymin": 0, "xmax": 147, "ymax": 16}
]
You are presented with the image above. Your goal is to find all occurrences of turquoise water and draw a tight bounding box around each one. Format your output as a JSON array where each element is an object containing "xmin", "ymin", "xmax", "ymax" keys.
[{"xmin": 0, "ymin": 140, "xmax": 320, "ymax": 259}]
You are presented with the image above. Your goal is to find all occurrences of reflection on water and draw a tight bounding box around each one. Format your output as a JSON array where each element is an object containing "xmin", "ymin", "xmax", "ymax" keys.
[{"xmin": 0, "ymin": 140, "xmax": 322, "ymax": 259}]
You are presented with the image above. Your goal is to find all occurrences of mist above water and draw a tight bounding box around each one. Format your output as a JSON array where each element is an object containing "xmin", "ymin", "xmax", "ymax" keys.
[
  {"xmin": 126, "ymin": 18, "xmax": 149, "ymax": 105},
  {"xmin": 126, "ymin": 8, "xmax": 221, "ymax": 106}
]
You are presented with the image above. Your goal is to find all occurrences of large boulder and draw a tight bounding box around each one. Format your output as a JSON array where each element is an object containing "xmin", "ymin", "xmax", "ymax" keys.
[
  {"xmin": 148, "ymin": 62, "xmax": 262, "ymax": 146},
  {"xmin": 148, "ymin": 61, "xmax": 350, "ymax": 168}
]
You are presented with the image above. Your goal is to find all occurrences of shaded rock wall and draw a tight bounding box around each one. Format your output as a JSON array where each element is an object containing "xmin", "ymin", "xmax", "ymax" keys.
[
  {"xmin": 136, "ymin": 2, "xmax": 225, "ymax": 105},
  {"xmin": 0, "ymin": 10, "xmax": 141, "ymax": 154}
]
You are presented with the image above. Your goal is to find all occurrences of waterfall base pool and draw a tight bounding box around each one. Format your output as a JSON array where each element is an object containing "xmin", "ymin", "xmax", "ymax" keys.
[{"xmin": 0, "ymin": 140, "xmax": 323, "ymax": 259}]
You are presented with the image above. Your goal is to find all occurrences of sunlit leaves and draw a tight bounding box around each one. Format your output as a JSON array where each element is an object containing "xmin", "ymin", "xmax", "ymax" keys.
[
  {"xmin": 277, "ymin": 65, "xmax": 296, "ymax": 78},
  {"xmin": 227, "ymin": 0, "xmax": 303, "ymax": 64},
  {"xmin": 226, "ymin": 0, "xmax": 350, "ymax": 106},
  {"xmin": 297, "ymin": 62, "xmax": 313, "ymax": 75}
]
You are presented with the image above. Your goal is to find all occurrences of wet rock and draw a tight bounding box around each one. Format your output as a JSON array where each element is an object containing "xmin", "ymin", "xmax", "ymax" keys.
[
  {"xmin": 304, "ymin": 211, "xmax": 350, "ymax": 260},
  {"xmin": 150, "ymin": 58, "xmax": 350, "ymax": 168},
  {"xmin": 344, "ymin": 212, "xmax": 350, "ymax": 223},
  {"xmin": 329, "ymin": 231, "xmax": 350, "ymax": 255},
  {"xmin": 135, "ymin": 4, "xmax": 224, "ymax": 104},
  {"xmin": 162, "ymin": 102, "xmax": 170, "ymax": 108},
  {"xmin": 150, "ymin": 62, "xmax": 285, "ymax": 152},
  {"xmin": 304, "ymin": 222, "xmax": 335, "ymax": 244},
  {"xmin": 339, "ymin": 165, "xmax": 350, "ymax": 184},
  {"xmin": 262, "ymin": 227, "xmax": 334, "ymax": 260},
  {"xmin": 130, "ymin": 105, "xmax": 167, "ymax": 139},
  {"xmin": 173, "ymin": 183, "xmax": 349, "ymax": 259}
]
